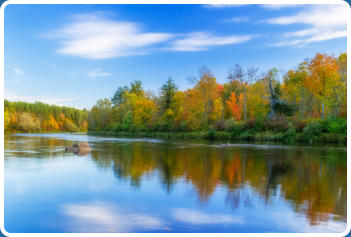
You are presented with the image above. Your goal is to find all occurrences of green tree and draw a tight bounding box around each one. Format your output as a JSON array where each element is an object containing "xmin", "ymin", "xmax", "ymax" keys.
[
  {"xmin": 89, "ymin": 98, "xmax": 113, "ymax": 131},
  {"xmin": 160, "ymin": 77, "xmax": 177, "ymax": 113},
  {"xmin": 111, "ymin": 86, "xmax": 129, "ymax": 107},
  {"xmin": 130, "ymin": 80, "xmax": 144, "ymax": 97}
]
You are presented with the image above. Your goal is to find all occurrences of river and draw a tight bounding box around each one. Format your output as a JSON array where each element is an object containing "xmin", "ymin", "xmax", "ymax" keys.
[{"xmin": 4, "ymin": 133, "xmax": 347, "ymax": 233}]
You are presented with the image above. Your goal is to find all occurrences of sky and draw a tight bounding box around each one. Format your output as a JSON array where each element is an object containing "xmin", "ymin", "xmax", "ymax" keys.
[{"xmin": 4, "ymin": 3, "xmax": 349, "ymax": 109}]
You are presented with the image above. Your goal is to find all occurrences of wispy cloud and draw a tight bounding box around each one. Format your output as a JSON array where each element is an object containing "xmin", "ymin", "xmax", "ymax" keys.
[
  {"xmin": 5, "ymin": 91, "xmax": 75, "ymax": 106},
  {"xmin": 46, "ymin": 12, "xmax": 251, "ymax": 58},
  {"xmin": 204, "ymin": 4, "xmax": 247, "ymax": 8},
  {"xmin": 13, "ymin": 67, "xmax": 24, "ymax": 76},
  {"xmin": 46, "ymin": 13, "xmax": 173, "ymax": 59},
  {"xmin": 88, "ymin": 68, "xmax": 110, "ymax": 78},
  {"xmin": 263, "ymin": 5, "xmax": 348, "ymax": 46},
  {"xmin": 261, "ymin": 4, "xmax": 299, "ymax": 10},
  {"xmin": 173, "ymin": 208, "xmax": 244, "ymax": 225},
  {"xmin": 224, "ymin": 16, "xmax": 250, "ymax": 23},
  {"xmin": 169, "ymin": 32, "xmax": 251, "ymax": 52}
]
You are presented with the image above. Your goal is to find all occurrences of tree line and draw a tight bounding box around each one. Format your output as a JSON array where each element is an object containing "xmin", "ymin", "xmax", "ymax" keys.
[
  {"xmin": 88, "ymin": 52, "xmax": 346, "ymax": 143},
  {"xmin": 4, "ymin": 100, "xmax": 88, "ymax": 132},
  {"xmin": 4, "ymin": 52, "xmax": 347, "ymax": 142}
]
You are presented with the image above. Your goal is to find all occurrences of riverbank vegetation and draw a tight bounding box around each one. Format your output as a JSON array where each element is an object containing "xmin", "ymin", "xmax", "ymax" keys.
[
  {"xmin": 88, "ymin": 52, "xmax": 347, "ymax": 144},
  {"xmin": 4, "ymin": 100, "xmax": 88, "ymax": 132}
]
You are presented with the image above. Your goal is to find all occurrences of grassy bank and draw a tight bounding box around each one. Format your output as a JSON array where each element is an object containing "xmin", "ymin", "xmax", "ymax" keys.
[
  {"xmin": 88, "ymin": 130, "xmax": 346, "ymax": 145},
  {"xmin": 88, "ymin": 116, "xmax": 347, "ymax": 145}
]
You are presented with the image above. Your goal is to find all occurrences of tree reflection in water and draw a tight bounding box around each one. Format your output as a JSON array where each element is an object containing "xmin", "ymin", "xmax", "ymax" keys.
[{"xmin": 89, "ymin": 140, "xmax": 346, "ymax": 226}]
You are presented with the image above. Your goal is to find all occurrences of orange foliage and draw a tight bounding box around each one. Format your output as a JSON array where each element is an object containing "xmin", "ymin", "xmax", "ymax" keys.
[{"xmin": 226, "ymin": 92, "xmax": 244, "ymax": 120}]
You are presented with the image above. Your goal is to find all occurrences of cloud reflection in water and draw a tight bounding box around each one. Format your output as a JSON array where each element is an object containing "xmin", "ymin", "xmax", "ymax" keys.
[
  {"xmin": 61, "ymin": 202, "xmax": 164, "ymax": 232},
  {"xmin": 173, "ymin": 208, "xmax": 244, "ymax": 225}
]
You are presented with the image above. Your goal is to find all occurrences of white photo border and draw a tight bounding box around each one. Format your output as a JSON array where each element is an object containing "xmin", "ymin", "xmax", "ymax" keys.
[{"xmin": 0, "ymin": 0, "xmax": 350, "ymax": 236}]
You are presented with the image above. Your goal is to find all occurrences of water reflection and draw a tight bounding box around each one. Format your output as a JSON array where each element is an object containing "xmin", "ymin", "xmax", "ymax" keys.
[
  {"xmin": 172, "ymin": 208, "xmax": 244, "ymax": 225},
  {"xmin": 91, "ymin": 139, "xmax": 347, "ymax": 227},
  {"xmin": 4, "ymin": 134, "xmax": 347, "ymax": 232}
]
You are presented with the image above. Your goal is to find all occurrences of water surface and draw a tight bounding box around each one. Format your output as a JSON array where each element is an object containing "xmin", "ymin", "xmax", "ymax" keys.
[{"xmin": 4, "ymin": 133, "xmax": 347, "ymax": 233}]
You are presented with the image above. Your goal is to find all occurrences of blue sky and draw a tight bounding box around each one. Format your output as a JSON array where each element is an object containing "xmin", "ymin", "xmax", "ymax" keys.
[{"xmin": 4, "ymin": 4, "xmax": 348, "ymax": 109}]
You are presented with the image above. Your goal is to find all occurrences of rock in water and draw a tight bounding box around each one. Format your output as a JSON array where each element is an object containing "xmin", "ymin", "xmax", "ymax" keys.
[{"xmin": 66, "ymin": 142, "xmax": 92, "ymax": 155}]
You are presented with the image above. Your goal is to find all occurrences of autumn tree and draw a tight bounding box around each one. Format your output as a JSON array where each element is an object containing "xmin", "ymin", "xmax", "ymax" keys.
[
  {"xmin": 227, "ymin": 64, "xmax": 258, "ymax": 121},
  {"xmin": 4, "ymin": 110, "xmax": 10, "ymax": 131},
  {"xmin": 194, "ymin": 67, "xmax": 221, "ymax": 125},
  {"xmin": 308, "ymin": 53, "xmax": 340, "ymax": 119},
  {"xmin": 282, "ymin": 62, "xmax": 311, "ymax": 118},
  {"xmin": 246, "ymin": 79, "xmax": 270, "ymax": 119},
  {"xmin": 18, "ymin": 112, "xmax": 40, "ymax": 132},
  {"xmin": 226, "ymin": 92, "xmax": 243, "ymax": 120},
  {"xmin": 337, "ymin": 53, "xmax": 347, "ymax": 117}
]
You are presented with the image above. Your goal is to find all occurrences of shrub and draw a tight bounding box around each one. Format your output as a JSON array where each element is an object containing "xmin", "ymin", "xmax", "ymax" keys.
[
  {"xmin": 302, "ymin": 119, "xmax": 323, "ymax": 142},
  {"xmin": 179, "ymin": 121, "xmax": 188, "ymax": 132},
  {"xmin": 205, "ymin": 127, "xmax": 216, "ymax": 140},
  {"xmin": 225, "ymin": 119, "xmax": 245, "ymax": 138},
  {"xmin": 214, "ymin": 120, "xmax": 226, "ymax": 131},
  {"xmin": 292, "ymin": 118, "xmax": 307, "ymax": 133},
  {"xmin": 156, "ymin": 121, "xmax": 174, "ymax": 132},
  {"xmin": 245, "ymin": 118, "xmax": 265, "ymax": 132},
  {"xmin": 282, "ymin": 127, "xmax": 296, "ymax": 143},
  {"xmin": 239, "ymin": 131, "xmax": 255, "ymax": 141},
  {"xmin": 264, "ymin": 116, "xmax": 289, "ymax": 132},
  {"xmin": 225, "ymin": 118, "xmax": 236, "ymax": 131},
  {"xmin": 111, "ymin": 123, "xmax": 122, "ymax": 132},
  {"xmin": 319, "ymin": 133, "xmax": 346, "ymax": 144},
  {"xmin": 322, "ymin": 116, "xmax": 347, "ymax": 134},
  {"xmin": 215, "ymin": 131, "xmax": 231, "ymax": 140}
]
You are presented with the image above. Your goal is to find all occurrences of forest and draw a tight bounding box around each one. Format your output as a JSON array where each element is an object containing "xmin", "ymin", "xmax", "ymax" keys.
[
  {"xmin": 88, "ymin": 52, "xmax": 347, "ymax": 144},
  {"xmin": 4, "ymin": 52, "xmax": 347, "ymax": 144},
  {"xmin": 4, "ymin": 100, "xmax": 88, "ymax": 132}
]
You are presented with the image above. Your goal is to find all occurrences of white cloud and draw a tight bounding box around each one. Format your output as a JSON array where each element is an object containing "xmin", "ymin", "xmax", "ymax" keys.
[
  {"xmin": 263, "ymin": 5, "xmax": 348, "ymax": 46},
  {"xmin": 13, "ymin": 67, "xmax": 24, "ymax": 76},
  {"xmin": 224, "ymin": 16, "xmax": 250, "ymax": 23},
  {"xmin": 204, "ymin": 4, "xmax": 247, "ymax": 8},
  {"xmin": 172, "ymin": 208, "xmax": 244, "ymax": 225},
  {"xmin": 261, "ymin": 4, "xmax": 299, "ymax": 10},
  {"xmin": 88, "ymin": 68, "xmax": 110, "ymax": 78},
  {"xmin": 169, "ymin": 32, "xmax": 251, "ymax": 51},
  {"xmin": 46, "ymin": 12, "xmax": 254, "ymax": 58},
  {"xmin": 4, "ymin": 91, "xmax": 75, "ymax": 106},
  {"xmin": 47, "ymin": 13, "xmax": 173, "ymax": 59},
  {"xmin": 62, "ymin": 202, "xmax": 164, "ymax": 232}
]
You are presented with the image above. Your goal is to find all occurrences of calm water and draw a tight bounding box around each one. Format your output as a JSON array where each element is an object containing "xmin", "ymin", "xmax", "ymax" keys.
[{"xmin": 4, "ymin": 133, "xmax": 347, "ymax": 233}]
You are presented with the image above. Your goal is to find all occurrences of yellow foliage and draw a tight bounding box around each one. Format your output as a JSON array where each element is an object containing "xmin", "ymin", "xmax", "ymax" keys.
[{"xmin": 133, "ymin": 97, "xmax": 157, "ymax": 126}]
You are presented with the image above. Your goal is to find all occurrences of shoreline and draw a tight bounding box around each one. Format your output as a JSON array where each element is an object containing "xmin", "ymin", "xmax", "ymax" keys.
[
  {"xmin": 6, "ymin": 130, "xmax": 346, "ymax": 145},
  {"xmin": 87, "ymin": 130, "xmax": 346, "ymax": 145}
]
